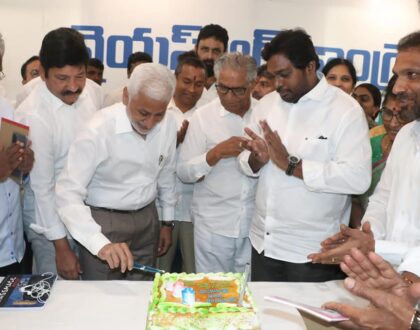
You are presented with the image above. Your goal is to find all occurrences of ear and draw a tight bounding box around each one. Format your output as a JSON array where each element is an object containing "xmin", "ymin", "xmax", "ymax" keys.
[
  {"xmin": 122, "ymin": 86, "xmax": 129, "ymax": 106},
  {"xmin": 306, "ymin": 60, "xmax": 317, "ymax": 74}
]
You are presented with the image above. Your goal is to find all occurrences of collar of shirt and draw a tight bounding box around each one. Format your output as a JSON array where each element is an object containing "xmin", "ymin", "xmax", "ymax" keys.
[
  {"xmin": 39, "ymin": 81, "xmax": 88, "ymax": 112},
  {"xmin": 218, "ymin": 98, "xmax": 255, "ymax": 121},
  {"xmin": 411, "ymin": 120, "xmax": 420, "ymax": 153},
  {"xmin": 299, "ymin": 72, "xmax": 328, "ymax": 103},
  {"xmin": 167, "ymin": 98, "xmax": 198, "ymax": 114}
]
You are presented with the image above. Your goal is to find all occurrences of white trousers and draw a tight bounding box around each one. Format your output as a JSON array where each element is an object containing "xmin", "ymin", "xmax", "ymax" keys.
[{"xmin": 194, "ymin": 223, "xmax": 251, "ymax": 273}]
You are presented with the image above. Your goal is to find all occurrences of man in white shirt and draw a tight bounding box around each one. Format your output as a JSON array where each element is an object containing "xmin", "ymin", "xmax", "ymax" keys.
[
  {"xmin": 195, "ymin": 24, "xmax": 229, "ymax": 107},
  {"xmin": 177, "ymin": 52, "xmax": 258, "ymax": 273},
  {"xmin": 239, "ymin": 29, "xmax": 371, "ymax": 282},
  {"xmin": 309, "ymin": 30, "xmax": 420, "ymax": 283},
  {"xmin": 157, "ymin": 54, "xmax": 206, "ymax": 273},
  {"xmin": 0, "ymin": 97, "xmax": 34, "ymax": 276},
  {"xmin": 15, "ymin": 27, "xmax": 99, "ymax": 279},
  {"xmin": 56, "ymin": 63, "xmax": 177, "ymax": 280}
]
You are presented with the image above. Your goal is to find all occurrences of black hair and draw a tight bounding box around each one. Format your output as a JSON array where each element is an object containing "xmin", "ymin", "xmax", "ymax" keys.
[
  {"xmin": 88, "ymin": 58, "xmax": 104, "ymax": 70},
  {"xmin": 127, "ymin": 51, "xmax": 152, "ymax": 76},
  {"xmin": 397, "ymin": 30, "xmax": 420, "ymax": 51},
  {"xmin": 261, "ymin": 28, "xmax": 320, "ymax": 70},
  {"xmin": 20, "ymin": 55, "xmax": 39, "ymax": 80},
  {"xmin": 256, "ymin": 64, "xmax": 274, "ymax": 79},
  {"xmin": 383, "ymin": 75, "xmax": 397, "ymax": 105},
  {"xmin": 175, "ymin": 51, "xmax": 206, "ymax": 76},
  {"xmin": 355, "ymin": 83, "xmax": 382, "ymax": 108},
  {"xmin": 39, "ymin": 27, "xmax": 89, "ymax": 77},
  {"xmin": 196, "ymin": 24, "xmax": 229, "ymax": 52},
  {"xmin": 322, "ymin": 58, "xmax": 357, "ymax": 87}
]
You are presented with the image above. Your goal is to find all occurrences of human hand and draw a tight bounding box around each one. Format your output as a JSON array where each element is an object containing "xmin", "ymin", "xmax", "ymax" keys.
[
  {"xmin": 259, "ymin": 119, "xmax": 288, "ymax": 171},
  {"xmin": 340, "ymin": 248, "xmax": 410, "ymax": 300},
  {"xmin": 308, "ymin": 222, "xmax": 375, "ymax": 264},
  {"xmin": 177, "ymin": 120, "xmax": 189, "ymax": 146},
  {"xmin": 324, "ymin": 277, "xmax": 415, "ymax": 330},
  {"xmin": 54, "ymin": 238, "xmax": 81, "ymax": 279},
  {"xmin": 244, "ymin": 127, "xmax": 269, "ymax": 172},
  {"xmin": 157, "ymin": 226, "xmax": 172, "ymax": 257},
  {"xmin": 0, "ymin": 142, "xmax": 24, "ymax": 181},
  {"xmin": 98, "ymin": 242, "xmax": 134, "ymax": 273},
  {"xmin": 206, "ymin": 136, "xmax": 248, "ymax": 166},
  {"xmin": 18, "ymin": 141, "xmax": 34, "ymax": 174}
]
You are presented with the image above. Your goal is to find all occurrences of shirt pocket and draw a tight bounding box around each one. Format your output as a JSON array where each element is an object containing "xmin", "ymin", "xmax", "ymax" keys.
[{"xmin": 299, "ymin": 137, "xmax": 330, "ymax": 162}]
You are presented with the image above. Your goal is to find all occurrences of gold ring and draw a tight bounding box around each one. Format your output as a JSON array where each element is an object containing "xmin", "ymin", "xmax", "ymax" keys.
[
  {"xmin": 239, "ymin": 141, "xmax": 243, "ymax": 149},
  {"xmin": 331, "ymin": 257, "xmax": 336, "ymax": 263}
]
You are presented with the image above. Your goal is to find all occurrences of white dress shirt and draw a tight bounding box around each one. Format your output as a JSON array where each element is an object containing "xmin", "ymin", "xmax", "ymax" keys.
[
  {"xmin": 363, "ymin": 120, "xmax": 420, "ymax": 275},
  {"xmin": 0, "ymin": 97, "xmax": 25, "ymax": 267},
  {"xmin": 14, "ymin": 81, "xmax": 99, "ymax": 241},
  {"xmin": 239, "ymin": 75, "xmax": 371, "ymax": 263},
  {"xmin": 56, "ymin": 103, "xmax": 177, "ymax": 255},
  {"xmin": 177, "ymin": 98, "xmax": 258, "ymax": 238},
  {"xmin": 163, "ymin": 98, "xmax": 198, "ymax": 222},
  {"xmin": 195, "ymin": 83, "xmax": 218, "ymax": 108}
]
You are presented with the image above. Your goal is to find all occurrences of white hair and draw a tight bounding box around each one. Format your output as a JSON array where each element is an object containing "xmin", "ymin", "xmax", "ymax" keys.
[
  {"xmin": 127, "ymin": 63, "xmax": 175, "ymax": 103},
  {"xmin": 214, "ymin": 52, "xmax": 257, "ymax": 84},
  {"xmin": 0, "ymin": 33, "xmax": 5, "ymax": 57}
]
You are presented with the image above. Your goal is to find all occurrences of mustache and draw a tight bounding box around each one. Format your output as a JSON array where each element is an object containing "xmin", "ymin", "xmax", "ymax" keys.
[
  {"xmin": 203, "ymin": 59, "xmax": 215, "ymax": 77},
  {"xmin": 62, "ymin": 89, "xmax": 82, "ymax": 96}
]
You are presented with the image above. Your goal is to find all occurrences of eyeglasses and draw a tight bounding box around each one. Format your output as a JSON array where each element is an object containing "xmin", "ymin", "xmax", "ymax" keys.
[
  {"xmin": 215, "ymin": 84, "xmax": 248, "ymax": 97},
  {"xmin": 0, "ymin": 71, "xmax": 5, "ymax": 81},
  {"xmin": 381, "ymin": 107, "xmax": 416, "ymax": 124}
]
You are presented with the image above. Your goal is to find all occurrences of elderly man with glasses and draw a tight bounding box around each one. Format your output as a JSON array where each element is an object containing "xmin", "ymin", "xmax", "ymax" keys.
[{"xmin": 177, "ymin": 52, "xmax": 258, "ymax": 273}]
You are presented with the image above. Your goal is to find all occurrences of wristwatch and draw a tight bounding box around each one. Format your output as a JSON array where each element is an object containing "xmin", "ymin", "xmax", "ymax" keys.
[
  {"xmin": 285, "ymin": 155, "xmax": 301, "ymax": 176},
  {"xmin": 161, "ymin": 221, "xmax": 175, "ymax": 229},
  {"xmin": 410, "ymin": 310, "xmax": 420, "ymax": 330}
]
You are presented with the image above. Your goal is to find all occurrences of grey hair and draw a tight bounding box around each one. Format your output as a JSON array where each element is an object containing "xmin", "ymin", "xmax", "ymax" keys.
[
  {"xmin": 0, "ymin": 33, "xmax": 5, "ymax": 57},
  {"xmin": 127, "ymin": 63, "xmax": 175, "ymax": 103},
  {"xmin": 214, "ymin": 52, "xmax": 257, "ymax": 84}
]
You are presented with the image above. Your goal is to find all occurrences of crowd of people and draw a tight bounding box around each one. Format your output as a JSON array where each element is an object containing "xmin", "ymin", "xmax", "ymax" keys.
[{"xmin": 0, "ymin": 23, "xmax": 420, "ymax": 329}]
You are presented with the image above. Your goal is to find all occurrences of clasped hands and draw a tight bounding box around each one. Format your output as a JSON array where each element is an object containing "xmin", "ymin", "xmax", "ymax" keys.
[{"xmin": 206, "ymin": 119, "xmax": 288, "ymax": 170}]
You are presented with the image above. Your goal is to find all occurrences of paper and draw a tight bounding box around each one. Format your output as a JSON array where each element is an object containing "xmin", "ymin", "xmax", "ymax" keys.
[{"xmin": 265, "ymin": 295, "xmax": 349, "ymax": 322}]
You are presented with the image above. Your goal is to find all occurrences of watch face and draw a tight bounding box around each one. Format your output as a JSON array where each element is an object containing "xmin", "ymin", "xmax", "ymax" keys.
[{"xmin": 289, "ymin": 156, "xmax": 299, "ymax": 163}]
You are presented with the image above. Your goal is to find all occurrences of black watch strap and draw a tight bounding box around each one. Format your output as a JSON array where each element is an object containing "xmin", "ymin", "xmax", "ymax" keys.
[
  {"xmin": 411, "ymin": 310, "xmax": 420, "ymax": 330},
  {"xmin": 161, "ymin": 221, "xmax": 175, "ymax": 229},
  {"xmin": 286, "ymin": 155, "xmax": 300, "ymax": 176}
]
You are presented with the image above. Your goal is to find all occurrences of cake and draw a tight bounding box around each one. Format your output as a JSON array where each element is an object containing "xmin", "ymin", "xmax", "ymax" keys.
[{"xmin": 146, "ymin": 272, "xmax": 260, "ymax": 330}]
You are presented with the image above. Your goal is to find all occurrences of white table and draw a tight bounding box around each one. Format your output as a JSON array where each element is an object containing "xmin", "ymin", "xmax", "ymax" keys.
[{"xmin": 0, "ymin": 280, "xmax": 365, "ymax": 330}]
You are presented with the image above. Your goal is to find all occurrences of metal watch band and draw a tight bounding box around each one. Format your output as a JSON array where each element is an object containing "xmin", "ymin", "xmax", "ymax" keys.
[
  {"xmin": 161, "ymin": 221, "xmax": 175, "ymax": 229},
  {"xmin": 410, "ymin": 310, "xmax": 420, "ymax": 330}
]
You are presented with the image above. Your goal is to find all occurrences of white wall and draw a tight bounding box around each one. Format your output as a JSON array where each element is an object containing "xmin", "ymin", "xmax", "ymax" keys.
[{"xmin": 0, "ymin": 0, "xmax": 419, "ymax": 100}]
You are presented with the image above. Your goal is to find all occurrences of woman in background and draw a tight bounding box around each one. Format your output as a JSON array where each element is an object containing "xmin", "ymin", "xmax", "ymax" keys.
[
  {"xmin": 322, "ymin": 58, "xmax": 357, "ymax": 94},
  {"xmin": 352, "ymin": 83, "xmax": 382, "ymax": 128}
]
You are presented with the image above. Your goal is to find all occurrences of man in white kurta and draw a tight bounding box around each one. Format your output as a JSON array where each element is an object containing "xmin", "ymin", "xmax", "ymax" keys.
[
  {"xmin": 177, "ymin": 53, "xmax": 258, "ymax": 273},
  {"xmin": 157, "ymin": 55, "xmax": 206, "ymax": 273},
  {"xmin": 56, "ymin": 63, "xmax": 177, "ymax": 280},
  {"xmin": 239, "ymin": 29, "xmax": 371, "ymax": 282}
]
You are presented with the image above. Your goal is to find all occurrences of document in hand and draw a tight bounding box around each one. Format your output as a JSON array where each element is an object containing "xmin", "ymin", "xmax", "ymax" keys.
[
  {"xmin": 264, "ymin": 295, "xmax": 349, "ymax": 322},
  {"xmin": 0, "ymin": 273, "xmax": 57, "ymax": 308}
]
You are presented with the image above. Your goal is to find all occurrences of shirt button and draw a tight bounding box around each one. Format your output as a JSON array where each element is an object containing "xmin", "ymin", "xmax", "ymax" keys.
[{"xmin": 266, "ymin": 232, "xmax": 270, "ymax": 236}]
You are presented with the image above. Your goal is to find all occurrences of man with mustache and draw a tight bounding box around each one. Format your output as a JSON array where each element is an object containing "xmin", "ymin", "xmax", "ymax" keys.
[
  {"xmin": 309, "ymin": 31, "xmax": 420, "ymax": 285},
  {"xmin": 15, "ymin": 27, "xmax": 100, "ymax": 279},
  {"xmin": 239, "ymin": 29, "xmax": 371, "ymax": 282},
  {"xmin": 195, "ymin": 24, "xmax": 229, "ymax": 107}
]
